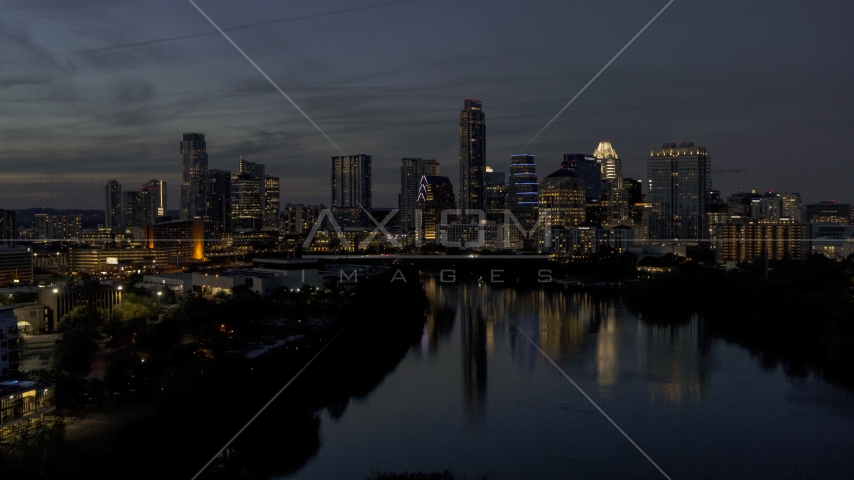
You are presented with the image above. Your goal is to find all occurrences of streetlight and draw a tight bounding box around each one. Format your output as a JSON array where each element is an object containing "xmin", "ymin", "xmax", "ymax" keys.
[{"xmin": 157, "ymin": 291, "xmax": 162, "ymax": 306}]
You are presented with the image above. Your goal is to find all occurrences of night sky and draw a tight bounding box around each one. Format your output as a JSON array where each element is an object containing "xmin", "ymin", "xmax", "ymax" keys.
[{"xmin": 2, "ymin": 0, "xmax": 852, "ymax": 210}]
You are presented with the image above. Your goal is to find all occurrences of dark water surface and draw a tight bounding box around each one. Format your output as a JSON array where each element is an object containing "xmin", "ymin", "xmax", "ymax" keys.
[{"xmin": 284, "ymin": 279, "xmax": 854, "ymax": 479}]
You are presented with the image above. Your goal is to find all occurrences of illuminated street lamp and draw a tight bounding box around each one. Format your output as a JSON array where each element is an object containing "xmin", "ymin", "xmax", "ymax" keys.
[{"xmin": 157, "ymin": 291, "xmax": 162, "ymax": 306}]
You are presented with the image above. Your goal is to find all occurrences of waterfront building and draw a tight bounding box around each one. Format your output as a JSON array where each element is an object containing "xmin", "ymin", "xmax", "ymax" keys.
[
  {"xmin": 647, "ymin": 141, "xmax": 711, "ymax": 241},
  {"xmin": 415, "ymin": 175, "xmax": 456, "ymax": 245},
  {"xmin": 721, "ymin": 218, "xmax": 809, "ymax": 262},
  {"xmin": 459, "ymin": 99, "xmax": 486, "ymax": 215},
  {"xmin": 538, "ymin": 168, "xmax": 586, "ymax": 250},
  {"xmin": 399, "ymin": 158, "xmax": 440, "ymax": 234},
  {"xmin": 331, "ymin": 154, "xmax": 372, "ymax": 227}
]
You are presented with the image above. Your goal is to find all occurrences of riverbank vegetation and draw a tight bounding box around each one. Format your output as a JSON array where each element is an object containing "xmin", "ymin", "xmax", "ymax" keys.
[{"xmin": 625, "ymin": 254, "xmax": 854, "ymax": 383}]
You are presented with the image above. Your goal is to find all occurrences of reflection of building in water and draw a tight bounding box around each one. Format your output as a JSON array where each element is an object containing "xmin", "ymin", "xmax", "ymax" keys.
[
  {"xmin": 461, "ymin": 285, "xmax": 487, "ymax": 422},
  {"xmin": 636, "ymin": 316, "xmax": 708, "ymax": 404},
  {"xmin": 420, "ymin": 277, "xmax": 458, "ymax": 357},
  {"xmin": 503, "ymin": 287, "xmax": 710, "ymax": 405}
]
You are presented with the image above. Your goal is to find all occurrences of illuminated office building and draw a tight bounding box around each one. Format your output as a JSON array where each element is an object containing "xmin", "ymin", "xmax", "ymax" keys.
[
  {"xmin": 562, "ymin": 153, "xmax": 601, "ymax": 203},
  {"xmin": 231, "ymin": 172, "xmax": 263, "ymax": 232},
  {"xmin": 400, "ymin": 158, "xmax": 440, "ymax": 234},
  {"xmin": 415, "ymin": 175, "xmax": 456, "ymax": 244},
  {"xmin": 180, "ymin": 133, "xmax": 209, "ymax": 219},
  {"xmin": 207, "ymin": 168, "xmax": 232, "ymax": 236}
]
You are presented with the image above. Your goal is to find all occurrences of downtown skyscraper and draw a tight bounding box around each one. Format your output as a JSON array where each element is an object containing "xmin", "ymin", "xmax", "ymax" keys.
[
  {"xmin": 331, "ymin": 154, "xmax": 372, "ymax": 227},
  {"xmin": 180, "ymin": 133, "xmax": 209, "ymax": 219},
  {"xmin": 647, "ymin": 141, "xmax": 711, "ymax": 241},
  {"xmin": 400, "ymin": 158, "xmax": 440, "ymax": 234},
  {"xmin": 264, "ymin": 175, "xmax": 280, "ymax": 231},
  {"xmin": 507, "ymin": 154, "xmax": 538, "ymax": 241},
  {"xmin": 104, "ymin": 179, "xmax": 122, "ymax": 228},
  {"xmin": 459, "ymin": 99, "xmax": 486, "ymax": 216}
]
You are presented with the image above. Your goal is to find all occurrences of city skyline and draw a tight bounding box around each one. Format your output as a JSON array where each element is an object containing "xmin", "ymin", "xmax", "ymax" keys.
[{"xmin": 2, "ymin": 1, "xmax": 853, "ymax": 210}]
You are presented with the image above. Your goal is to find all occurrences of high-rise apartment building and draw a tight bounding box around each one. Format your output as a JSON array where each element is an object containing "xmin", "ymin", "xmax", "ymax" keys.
[
  {"xmin": 331, "ymin": 154, "xmax": 372, "ymax": 227},
  {"xmin": 264, "ymin": 175, "xmax": 280, "ymax": 231},
  {"xmin": 459, "ymin": 99, "xmax": 486, "ymax": 214},
  {"xmin": 104, "ymin": 180, "xmax": 122, "ymax": 228},
  {"xmin": 647, "ymin": 141, "xmax": 711, "ymax": 241},
  {"xmin": 180, "ymin": 133, "xmax": 209, "ymax": 219},
  {"xmin": 123, "ymin": 191, "xmax": 146, "ymax": 228},
  {"xmin": 34, "ymin": 214, "xmax": 82, "ymax": 240},
  {"xmin": 230, "ymin": 172, "xmax": 263, "ymax": 232},
  {"xmin": 400, "ymin": 158, "xmax": 440, "ymax": 234},
  {"xmin": 484, "ymin": 166, "xmax": 506, "ymax": 223},
  {"xmin": 507, "ymin": 154, "xmax": 538, "ymax": 241}
]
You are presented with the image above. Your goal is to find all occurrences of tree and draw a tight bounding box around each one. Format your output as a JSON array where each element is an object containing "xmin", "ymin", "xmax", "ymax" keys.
[
  {"xmin": 58, "ymin": 305, "xmax": 106, "ymax": 332},
  {"xmin": 52, "ymin": 330, "xmax": 99, "ymax": 377}
]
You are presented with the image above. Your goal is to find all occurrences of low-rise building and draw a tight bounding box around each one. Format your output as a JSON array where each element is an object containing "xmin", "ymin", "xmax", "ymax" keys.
[
  {"xmin": 0, "ymin": 380, "xmax": 56, "ymax": 438},
  {"xmin": 37, "ymin": 284, "xmax": 122, "ymax": 331}
]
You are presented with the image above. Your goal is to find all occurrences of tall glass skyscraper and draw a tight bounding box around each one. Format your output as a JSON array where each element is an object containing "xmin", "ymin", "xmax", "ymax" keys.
[
  {"xmin": 647, "ymin": 141, "xmax": 711, "ymax": 241},
  {"xmin": 104, "ymin": 179, "xmax": 122, "ymax": 228},
  {"xmin": 459, "ymin": 99, "xmax": 486, "ymax": 216},
  {"xmin": 400, "ymin": 158, "xmax": 440, "ymax": 234},
  {"xmin": 180, "ymin": 133, "xmax": 209, "ymax": 219},
  {"xmin": 331, "ymin": 154, "xmax": 372, "ymax": 227},
  {"xmin": 507, "ymin": 154, "xmax": 538, "ymax": 236},
  {"xmin": 230, "ymin": 172, "xmax": 263, "ymax": 231}
]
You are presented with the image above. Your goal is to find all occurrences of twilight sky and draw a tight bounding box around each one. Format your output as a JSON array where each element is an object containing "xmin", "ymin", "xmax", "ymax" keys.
[{"xmin": 1, "ymin": 0, "xmax": 852, "ymax": 211}]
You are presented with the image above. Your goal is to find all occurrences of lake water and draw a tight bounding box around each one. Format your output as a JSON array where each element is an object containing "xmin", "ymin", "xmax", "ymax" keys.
[{"xmin": 284, "ymin": 279, "xmax": 854, "ymax": 479}]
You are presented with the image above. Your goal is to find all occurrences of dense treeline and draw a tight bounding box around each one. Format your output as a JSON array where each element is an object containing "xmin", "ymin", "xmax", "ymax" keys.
[
  {"xmin": 1, "ymin": 264, "xmax": 427, "ymax": 479},
  {"xmin": 624, "ymin": 255, "xmax": 854, "ymax": 383}
]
